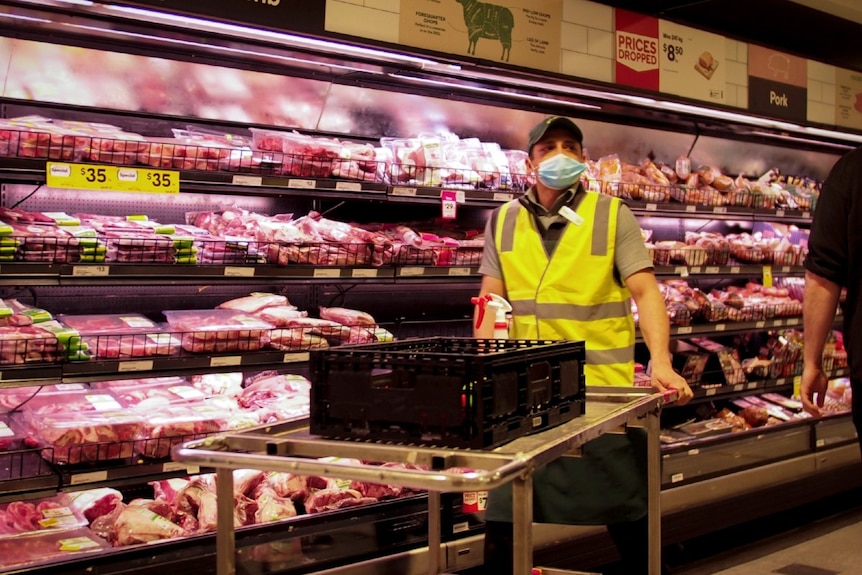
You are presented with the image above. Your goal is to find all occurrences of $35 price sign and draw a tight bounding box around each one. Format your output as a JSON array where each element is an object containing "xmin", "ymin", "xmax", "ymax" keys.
[{"xmin": 46, "ymin": 162, "xmax": 180, "ymax": 194}]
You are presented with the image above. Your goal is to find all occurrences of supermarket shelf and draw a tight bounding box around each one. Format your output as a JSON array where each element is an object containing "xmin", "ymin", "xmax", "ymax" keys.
[
  {"xmin": 56, "ymin": 459, "xmax": 209, "ymax": 491},
  {"xmin": 653, "ymin": 263, "xmax": 806, "ymax": 278},
  {"xmin": 690, "ymin": 367, "xmax": 849, "ymax": 402},
  {"xmin": 628, "ymin": 200, "xmax": 813, "ymax": 222},
  {"xmin": 637, "ymin": 315, "xmax": 804, "ymax": 343},
  {"xmin": 0, "ymin": 159, "xmax": 821, "ymax": 224},
  {"xmin": 60, "ymin": 350, "xmax": 310, "ymax": 383},
  {"xmin": 0, "ymin": 365, "xmax": 64, "ymax": 387}
]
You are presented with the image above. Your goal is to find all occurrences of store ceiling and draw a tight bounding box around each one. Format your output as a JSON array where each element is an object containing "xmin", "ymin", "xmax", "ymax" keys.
[{"xmin": 592, "ymin": 0, "xmax": 862, "ymax": 73}]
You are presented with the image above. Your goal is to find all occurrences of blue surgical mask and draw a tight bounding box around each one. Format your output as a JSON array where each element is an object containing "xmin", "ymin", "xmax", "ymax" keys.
[{"xmin": 536, "ymin": 153, "xmax": 587, "ymax": 190}]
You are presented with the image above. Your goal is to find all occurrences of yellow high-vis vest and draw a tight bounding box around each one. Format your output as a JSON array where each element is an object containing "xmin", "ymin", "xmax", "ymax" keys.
[{"xmin": 495, "ymin": 191, "xmax": 635, "ymax": 386}]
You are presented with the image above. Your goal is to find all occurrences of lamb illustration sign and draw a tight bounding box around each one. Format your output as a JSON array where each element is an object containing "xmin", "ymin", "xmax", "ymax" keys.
[{"xmin": 399, "ymin": 0, "xmax": 562, "ymax": 72}]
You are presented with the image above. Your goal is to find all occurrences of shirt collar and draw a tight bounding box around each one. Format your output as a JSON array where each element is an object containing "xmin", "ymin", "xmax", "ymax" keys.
[{"xmin": 521, "ymin": 183, "xmax": 583, "ymax": 217}]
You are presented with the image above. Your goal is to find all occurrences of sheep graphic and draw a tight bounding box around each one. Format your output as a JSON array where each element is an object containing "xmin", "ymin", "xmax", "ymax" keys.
[{"xmin": 455, "ymin": 0, "xmax": 515, "ymax": 62}]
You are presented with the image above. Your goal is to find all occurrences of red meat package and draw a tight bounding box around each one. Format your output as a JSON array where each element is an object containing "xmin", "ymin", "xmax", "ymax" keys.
[
  {"xmin": 24, "ymin": 410, "xmax": 144, "ymax": 464},
  {"xmin": 0, "ymin": 494, "xmax": 87, "ymax": 538},
  {"xmin": 0, "ymin": 527, "xmax": 109, "ymax": 568},
  {"xmin": 134, "ymin": 403, "xmax": 230, "ymax": 459},
  {"xmin": 163, "ymin": 309, "xmax": 273, "ymax": 353}
]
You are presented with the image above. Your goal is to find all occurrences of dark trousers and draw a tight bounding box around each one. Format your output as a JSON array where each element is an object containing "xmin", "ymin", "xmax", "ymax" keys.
[{"xmin": 484, "ymin": 515, "xmax": 659, "ymax": 575}]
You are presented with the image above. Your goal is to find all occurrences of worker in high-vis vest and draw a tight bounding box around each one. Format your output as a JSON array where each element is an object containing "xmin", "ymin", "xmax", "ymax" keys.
[{"xmin": 476, "ymin": 116, "xmax": 693, "ymax": 575}]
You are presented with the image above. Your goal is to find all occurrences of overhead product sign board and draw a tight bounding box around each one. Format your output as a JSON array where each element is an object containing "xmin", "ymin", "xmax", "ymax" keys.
[
  {"xmin": 614, "ymin": 9, "xmax": 659, "ymax": 92},
  {"xmin": 658, "ymin": 20, "xmax": 726, "ymax": 105},
  {"xmin": 100, "ymin": 0, "xmax": 325, "ymax": 34},
  {"xmin": 835, "ymin": 67, "xmax": 862, "ymax": 130},
  {"xmin": 748, "ymin": 45, "xmax": 807, "ymax": 122},
  {"xmin": 398, "ymin": 0, "xmax": 562, "ymax": 73}
]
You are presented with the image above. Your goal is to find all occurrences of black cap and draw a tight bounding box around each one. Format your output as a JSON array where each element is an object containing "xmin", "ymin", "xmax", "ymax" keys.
[{"xmin": 526, "ymin": 116, "xmax": 583, "ymax": 152}]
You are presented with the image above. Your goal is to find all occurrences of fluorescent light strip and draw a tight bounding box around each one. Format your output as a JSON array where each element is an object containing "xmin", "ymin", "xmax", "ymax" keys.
[
  {"xmin": 0, "ymin": 12, "xmax": 52, "ymax": 23},
  {"xmin": 61, "ymin": 22, "xmax": 382, "ymax": 74},
  {"xmin": 388, "ymin": 73, "xmax": 600, "ymax": 110},
  {"xmin": 103, "ymin": 4, "xmax": 458, "ymax": 71}
]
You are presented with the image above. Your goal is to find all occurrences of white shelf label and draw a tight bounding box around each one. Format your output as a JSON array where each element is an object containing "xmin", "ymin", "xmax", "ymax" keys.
[
  {"xmin": 351, "ymin": 268, "xmax": 379, "ymax": 278},
  {"xmin": 287, "ymin": 179, "xmax": 316, "ymax": 189},
  {"xmin": 210, "ymin": 356, "xmax": 242, "ymax": 367},
  {"xmin": 713, "ymin": 206, "xmax": 727, "ymax": 214},
  {"xmin": 455, "ymin": 191, "xmax": 466, "ymax": 203},
  {"xmin": 118, "ymin": 360, "xmax": 153, "ymax": 373},
  {"xmin": 756, "ymin": 321, "xmax": 766, "ymax": 328},
  {"xmin": 313, "ymin": 268, "xmax": 342, "ymax": 278},
  {"xmin": 282, "ymin": 352, "xmax": 309, "ymax": 363},
  {"xmin": 72, "ymin": 265, "xmax": 110, "ymax": 277},
  {"xmin": 674, "ymin": 266, "xmax": 688, "ymax": 277},
  {"xmin": 730, "ymin": 266, "xmax": 741, "ymax": 274},
  {"xmin": 70, "ymin": 471, "xmax": 108, "ymax": 485},
  {"xmin": 781, "ymin": 266, "xmax": 790, "ymax": 273},
  {"xmin": 400, "ymin": 267, "xmax": 425, "ymax": 276},
  {"xmin": 335, "ymin": 181, "xmax": 362, "ymax": 191},
  {"xmin": 705, "ymin": 266, "xmax": 719, "ymax": 274},
  {"xmin": 392, "ymin": 187, "xmax": 417, "ymax": 197},
  {"xmin": 493, "ymin": 192, "xmax": 514, "ymax": 201},
  {"xmin": 231, "ymin": 175, "xmax": 262, "ymax": 186},
  {"xmin": 816, "ymin": 439, "xmax": 825, "ymax": 447},
  {"xmin": 733, "ymin": 384, "xmax": 744, "ymax": 392},
  {"xmin": 776, "ymin": 209, "xmax": 785, "ymax": 217},
  {"xmin": 677, "ymin": 326, "xmax": 693, "ymax": 334},
  {"xmin": 646, "ymin": 203, "xmax": 657, "ymax": 211},
  {"xmin": 803, "ymin": 211, "xmax": 811, "ymax": 219},
  {"xmin": 747, "ymin": 382, "xmax": 758, "ymax": 390},
  {"xmin": 787, "ymin": 318, "xmax": 800, "ymax": 325},
  {"xmin": 705, "ymin": 388, "xmax": 717, "ymax": 396},
  {"xmin": 448, "ymin": 267, "xmax": 471, "ymax": 276},
  {"xmin": 690, "ymin": 266, "xmax": 702, "ymax": 274},
  {"xmin": 685, "ymin": 205, "xmax": 696, "ymax": 212},
  {"xmin": 715, "ymin": 324, "xmax": 726, "ymax": 331},
  {"xmin": 687, "ymin": 449, "xmax": 700, "ymax": 456},
  {"xmin": 224, "ymin": 266, "xmax": 255, "ymax": 277},
  {"xmin": 671, "ymin": 473, "xmax": 684, "ymax": 483},
  {"xmin": 774, "ymin": 319, "xmax": 785, "ymax": 327},
  {"xmin": 162, "ymin": 462, "xmax": 194, "ymax": 473}
]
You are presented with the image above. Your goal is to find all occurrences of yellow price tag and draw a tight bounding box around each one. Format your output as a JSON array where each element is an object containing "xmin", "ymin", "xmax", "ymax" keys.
[
  {"xmin": 793, "ymin": 375, "xmax": 802, "ymax": 398},
  {"xmin": 762, "ymin": 265, "xmax": 773, "ymax": 288},
  {"xmin": 47, "ymin": 162, "xmax": 179, "ymax": 194}
]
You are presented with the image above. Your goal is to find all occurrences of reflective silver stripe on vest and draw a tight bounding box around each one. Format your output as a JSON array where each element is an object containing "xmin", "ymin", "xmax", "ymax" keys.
[
  {"xmin": 591, "ymin": 194, "xmax": 612, "ymax": 257},
  {"xmin": 510, "ymin": 300, "xmax": 630, "ymax": 321},
  {"xmin": 586, "ymin": 346, "xmax": 633, "ymax": 365},
  {"xmin": 499, "ymin": 201, "xmax": 521, "ymax": 252}
]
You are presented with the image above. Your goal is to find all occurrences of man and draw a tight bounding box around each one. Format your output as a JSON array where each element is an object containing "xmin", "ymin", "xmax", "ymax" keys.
[
  {"xmin": 801, "ymin": 146, "xmax": 862, "ymax": 450},
  {"xmin": 475, "ymin": 116, "xmax": 693, "ymax": 575}
]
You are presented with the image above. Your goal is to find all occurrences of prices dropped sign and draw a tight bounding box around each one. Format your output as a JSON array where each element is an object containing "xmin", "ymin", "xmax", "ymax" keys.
[{"xmin": 615, "ymin": 9, "xmax": 659, "ymax": 91}]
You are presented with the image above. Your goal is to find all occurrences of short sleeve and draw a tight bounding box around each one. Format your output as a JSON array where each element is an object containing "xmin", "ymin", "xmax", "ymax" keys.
[
  {"xmin": 614, "ymin": 203, "xmax": 653, "ymax": 281},
  {"xmin": 478, "ymin": 209, "xmax": 503, "ymax": 279}
]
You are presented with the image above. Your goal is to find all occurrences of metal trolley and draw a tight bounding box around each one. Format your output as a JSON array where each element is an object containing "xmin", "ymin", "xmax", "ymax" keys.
[{"xmin": 174, "ymin": 387, "xmax": 667, "ymax": 575}]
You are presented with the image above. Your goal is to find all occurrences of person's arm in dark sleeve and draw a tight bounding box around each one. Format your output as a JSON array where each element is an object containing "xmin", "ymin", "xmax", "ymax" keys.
[{"xmin": 802, "ymin": 151, "xmax": 853, "ymax": 415}]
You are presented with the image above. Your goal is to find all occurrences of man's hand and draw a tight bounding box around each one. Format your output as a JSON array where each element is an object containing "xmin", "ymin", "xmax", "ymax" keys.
[
  {"xmin": 800, "ymin": 362, "xmax": 829, "ymax": 417},
  {"xmin": 650, "ymin": 362, "xmax": 694, "ymax": 405}
]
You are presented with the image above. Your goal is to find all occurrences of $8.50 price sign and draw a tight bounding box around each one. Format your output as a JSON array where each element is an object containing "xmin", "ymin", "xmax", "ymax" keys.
[{"xmin": 46, "ymin": 162, "xmax": 180, "ymax": 194}]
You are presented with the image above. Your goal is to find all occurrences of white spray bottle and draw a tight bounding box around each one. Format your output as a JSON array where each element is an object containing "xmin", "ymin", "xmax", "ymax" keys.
[{"xmin": 471, "ymin": 293, "xmax": 513, "ymax": 339}]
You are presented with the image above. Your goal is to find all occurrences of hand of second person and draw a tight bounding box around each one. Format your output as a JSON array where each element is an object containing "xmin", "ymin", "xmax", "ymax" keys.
[
  {"xmin": 800, "ymin": 363, "xmax": 829, "ymax": 417},
  {"xmin": 650, "ymin": 363, "xmax": 694, "ymax": 405}
]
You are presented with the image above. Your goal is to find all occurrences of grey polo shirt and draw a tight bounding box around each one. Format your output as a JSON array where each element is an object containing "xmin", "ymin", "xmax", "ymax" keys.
[{"xmin": 478, "ymin": 186, "xmax": 653, "ymax": 286}]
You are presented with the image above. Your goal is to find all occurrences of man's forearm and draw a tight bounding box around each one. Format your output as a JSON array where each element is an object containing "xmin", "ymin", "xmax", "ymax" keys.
[
  {"xmin": 635, "ymin": 289, "xmax": 672, "ymax": 368},
  {"xmin": 803, "ymin": 270, "xmax": 841, "ymax": 366}
]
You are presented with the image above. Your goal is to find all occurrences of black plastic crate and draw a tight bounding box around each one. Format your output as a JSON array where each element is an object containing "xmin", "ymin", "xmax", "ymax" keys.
[{"xmin": 309, "ymin": 337, "xmax": 586, "ymax": 449}]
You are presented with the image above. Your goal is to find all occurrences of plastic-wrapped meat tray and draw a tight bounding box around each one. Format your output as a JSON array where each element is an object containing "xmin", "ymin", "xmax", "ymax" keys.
[
  {"xmin": 23, "ymin": 409, "xmax": 144, "ymax": 464},
  {"xmin": 163, "ymin": 309, "xmax": 273, "ymax": 354},
  {"xmin": 310, "ymin": 337, "xmax": 586, "ymax": 449}
]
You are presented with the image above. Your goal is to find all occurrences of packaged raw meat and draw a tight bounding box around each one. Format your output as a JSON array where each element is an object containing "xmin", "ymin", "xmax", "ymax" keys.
[
  {"xmin": 85, "ymin": 332, "xmax": 181, "ymax": 359},
  {"xmin": 0, "ymin": 527, "xmax": 110, "ymax": 568},
  {"xmin": 163, "ymin": 309, "xmax": 274, "ymax": 354},
  {"xmin": 189, "ymin": 372, "xmax": 243, "ymax": 397},
  {"xmin": 94, "ymin": 379, "xmax": 206, "ymax": 409},
  {"xmin": 22, "ymin": 389, "xmax": 125, "ymax": 415},
  {"xmin": 66, "ymin": 488, "xmax": 123, "ymax": 523},
  {"xmin": 134, "ymin": 403, "xmax": 230, "ymax": 459},
  {"xmin": 318, "ymin": 306, "xmax": 376, "ymax": 327},
  {"xmin": 0, "ymin": 494, "xmax": 88, "ymax": 538},
  {"xmin": 217, "ymin": 293, "xmax": 289, "ymax": 314},
  {"xmin": 238, "ymin": 372, "xmax": 310, "ymax": 410},
  {"xmin": 25, "ymin": 409, "xmax": 144, "ymax": 464},
  {"xmin": 56, "ymin": 313, "xmax": 160, "ymax": 335},
  {"xmin": 109, "ymin": 505, "xmax": 187, "ymax": 546}
]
